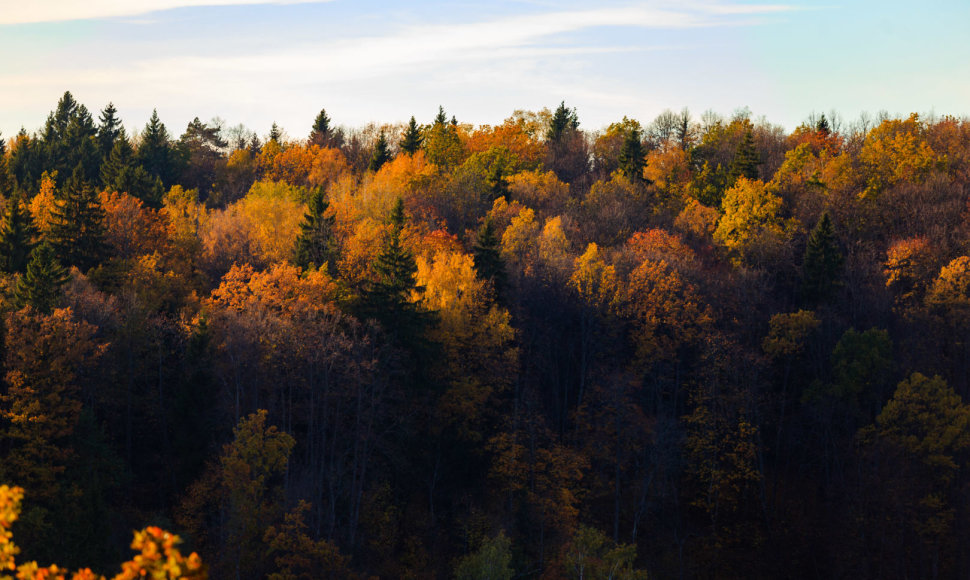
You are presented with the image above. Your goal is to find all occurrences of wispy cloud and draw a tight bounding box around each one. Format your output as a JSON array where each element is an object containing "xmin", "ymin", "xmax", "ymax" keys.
[{"xmin": 0, "ymin": 0, "xmax": 333, "ymax": 26}]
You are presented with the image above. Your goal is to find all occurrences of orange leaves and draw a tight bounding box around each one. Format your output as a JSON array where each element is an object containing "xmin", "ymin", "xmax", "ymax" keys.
[
  {"xmin": 0, "ymin": 485, "xmax": 205, "ymax": 580},
  {"xmin": 99, "ymin": 190, "xmax": 171, "ymax": 259},
  {"xmin": 860, "ymin": 113, "xmax": 942, "ymax": 198},
  {"xmin": 464, "ymin": 119, "xmax": 544, "ymax": 170}
]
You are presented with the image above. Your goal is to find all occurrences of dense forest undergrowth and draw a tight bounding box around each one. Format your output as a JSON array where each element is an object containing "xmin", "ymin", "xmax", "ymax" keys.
[{"xmin": 1, "ymin": 92, "xmax": 970, "ymax": 578}]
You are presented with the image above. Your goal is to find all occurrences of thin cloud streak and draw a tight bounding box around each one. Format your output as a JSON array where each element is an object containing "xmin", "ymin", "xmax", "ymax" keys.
[{"xmin": 0, "ymin": 0, "xmax": 333, "ymax": 25}]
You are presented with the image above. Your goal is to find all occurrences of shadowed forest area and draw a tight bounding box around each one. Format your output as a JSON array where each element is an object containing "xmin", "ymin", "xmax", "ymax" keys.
[{"xmin": 2, "ymin": 92, "xmax": 970, "ymax": 579}]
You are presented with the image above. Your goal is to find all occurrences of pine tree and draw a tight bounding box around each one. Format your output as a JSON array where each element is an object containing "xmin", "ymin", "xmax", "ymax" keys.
[
  {"xmin": 473, "ymin": 216, "xmax": 507, "ymax": 302},
  {"xmin": 399, "ymin": 116, "xmax": 423, "ymax": 155},
  {"xmin": 292, "ymin": 188, "xmax": 338, "ymax": 273},
  {"xmin": 100, "ymin": 128, "xmax": 134, "ymax": 187},
  {"xmin": 728, "ymin": 128, "xmax": 760, "ymax": 183},
  {"xmin": 0, "ymin": 194, "xmax": 38, "ymax": 275},
  {"xmin": 368, "ymin": 131, "xmax": 392, "ymax": 172},
  {"xmin": 137, "ymin": 109, "xmax": 176, "ymax": 187},
  {"xmin": 15, "ymin": 241, "xmax": 69, "ymax": 314},
  {"xmin": 49, "ymin": 164, "xmax": 107, "ymax": 272},
  {"xmin": 308, "ymin": 109, "xmax": 332, "ymax": 146},
  {"xmin": 546, "ymin": 101, "xmax": 579, "ymax": 143},
  {"xmin": 359, "ymin": 198, "xmax": 432, "ymax": 342},
  {"xmin": 802, "ymin": 212, "xmax": 844, "ymax": 304},
  {"xmin": 815, "ymin": 113, "xmax": 831, "ymax": 135},
  {"xmin": 248, "ymin": 133, "xmax": 262, "ymax": 155},
  {"xmin": 269, "ymin": 122, "xmax": 282, "ymax": 143},
  {"xmin": 102, "ymin": 130, "xmax": 162, "ymax": 206},
  {"xmin": 96, "ymin": 102, "xmax": 122, "ymax": 160},
  {"xmin": 618, "ymin": 126, "xmax": 646, "ymax": 181},
  {"xmin": 434, "ymin": 106, "xmax": 448, "ymax": 126},
  {"xmin": 0, "ymin": 133, "xmax": 14, "ymax": 197}
]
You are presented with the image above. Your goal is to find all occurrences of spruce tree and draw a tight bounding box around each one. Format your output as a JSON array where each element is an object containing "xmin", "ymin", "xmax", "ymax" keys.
[
  {"xmin": 269, "ymin": 122, "xmax": 282, "ymax": 143},
  {"xmin": 309, "ymin": 109, "xmax": 332, "ymax": 146},
  {"xmin": 0, "ymin": 194, "xmax": 38, "ymax": 274},
  {"xmin": 137, "ymin": 109, "xmax": 176, "ymax": 187},
  {"xmin": 618, "ymin": 126, "xmax": 646, "ymax": 181},
  {"xmin": 368, "ymin": 131, "xmax": 392, "ymax": 172},
  {"xmin": 0, "ymin": 133, "xmax": 14, "ymax": 197},
  {"xmin": 15, "ymin": 241, "xmax": 69, "ymax": 314},
  {"xmin": 434, "ymin": 106, "xmax": 448, "ymax": 126},
  {"xmin": 96, "ymin": 102, "xmax": 122, "ymax": 160},
  {"xmin": 815, "ymin": 113, "xmax": 831, "ymax": 135},
  {"xmin": 546, "ymin": 101, "xmax": 579, "ymax": 143},
  {"xmin": 802, "ymin": 212, "xmax": 844, "ymax": 304},
  {"xmin": 100, "ymin": 128, "xmax": 134, "ymax": 187},
  {"xmin": 360, "ymin": 197, "xmax": 431, "ymax": 342},
  {"xmin": 292, "ymin": 188, "xmax": 338, "ymax": 273},
  {"xmin": 728, "ymin": 128, "xmax": 760, "ymax": 183},
  {"xmin": 473, "ymin": 216, "xmax": 507, "ymax": 302},
  {"xmin": 49, "ymin": 164, "xmax": 107, "ymax": 272},
  {"xmin": 399, "ymin": 116, "xmax": 424, "ymax": 155},
  {"xmin": 102, "ymin": 130, "xmax": 162, "ymax": 206}
]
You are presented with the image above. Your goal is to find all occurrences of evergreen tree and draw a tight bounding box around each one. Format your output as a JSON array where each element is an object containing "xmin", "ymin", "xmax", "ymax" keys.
[
  {"xmin": 96, "ymin": 102, "xmax": 122, "ymax": 160},
  {"xmin": 359, "ymin": 197, "xmax": 432, "ymax": 343},
  {"xmin": 473, "ymin": 216, "xmax": 507, "ymax": 302},
  {"xmin": 728, "ymin": 127, "xmax": 760, "ymax": 183},
  {"xmin": 64, "ymin": 104, "xmax": 101, "ymax": 184},
  {"xmin": 49, "ymin": 164, "xmax": 107, "ymax": 272},
  {"xmin": 9, "ymin": 128, "xmax": 43, "ymax": 192},
  {"xmin": 137, "ymin": 109, "xmax": 177, "ymax": 187},
  {"xmin": 815, "ymin": 113, "xmax": 831, "ymax": 135},
  {"xmin": 618, "ymin": 125, "xmax": 646, "ymax": 181},
  {"xmin": 14, "ymin": 241, "xmax": 69, "ymax": 314},
  {"xmin": 368, "ymin": 131, "xmax": 392, "ymax": 172},
  {"xmin": 802, "ymin": 212, "xmax": 844, "ymax": 304},
  {"xmin": 399, "ymin": 116, "xmax": 423, "ymax": 155},
  {"xmin": 546, "ymin": 101, "xmax": 579, "ymax": 143},
  {"xmin": 292, "ymin": 188, "xmax": 338, "ymax": 273},
  {"xmin": 247, "ymin": 133, "xmax": 262, "ymax": 155},
  {"xmin": 0, "ymin": 194, "xmax": 38, "ymax": 275},
  {"xmin": 308, "ymin": 109, "xmax": 332, "ymax": 146},
  {"xmin": 0, "ymin": 133, "xmax": 14, "ymax": 197},
  {"xmin": 102, "ymin": 130, "xmax": 162, "ymax": 206},
  {"xmin": 269, "ymin": 122, "xmax": 282, "ymax": 143},
  {"xmin": 434, "ymin": 105, "xmax": 448, "ymax": 126}
]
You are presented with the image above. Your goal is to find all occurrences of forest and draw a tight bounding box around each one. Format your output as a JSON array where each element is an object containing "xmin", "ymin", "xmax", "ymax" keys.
[{"xmin": 0, "ymin": 91, "xmax": 969, "ymax": 579}]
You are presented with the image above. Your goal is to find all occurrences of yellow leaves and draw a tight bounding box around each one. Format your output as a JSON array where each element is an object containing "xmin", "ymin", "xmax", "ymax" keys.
[
  {"xmin": 859, "ymin": 113, "xmax": 941, "ymax": 198},
  {"xmin": 570, "ymin": 243, "xmax": 618, "ymax": 314},
  {"xmin": 28, "ymin": 173, "xmax": 58, "ymax": 235},
  {"xmin": 713, "ymin": 177, "xmax": 791, "ymax": 266},
  {"xmin": 926, "ymin": 256, "xmax": 970, "ymax": 309},
  {"xmin": 507, "ymin": 170, "xmax": 568, "ymax": 217},
  {"xmin": 538, "ymin": 216, "xmax": 570, "ymax": 275},
  {"xmin": 500, "ymin": 206, "xmax": 538, "ymax": 271},
  {"xmin": 0, "ymin": 485, "xmax": 205, "ymax": 580},
  {"xmin": 762, "ymin": 310, "xmax": 820, "ymax": 359},
  {"xmin": 644, "ymin": 146, "xmax": 690, "ymax": 192}
]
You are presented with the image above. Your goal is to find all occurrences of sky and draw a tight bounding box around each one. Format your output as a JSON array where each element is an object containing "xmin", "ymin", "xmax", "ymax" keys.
[{"xmin": 0, "ymin": 0, "xmax": 968, "ymax": 140}]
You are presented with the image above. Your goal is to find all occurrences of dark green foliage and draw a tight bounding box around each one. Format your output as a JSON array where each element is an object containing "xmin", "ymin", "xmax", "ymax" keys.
[
  {"xmin": 9, "ymin": 128, "xmax": 44, "ymax": 192},
  {"xmin": 547, "ymin": 100, "xmax": 579, "ymax": 143},
  {"xmin": 96, "ymin": 102, "xmax": 122, "ymax": 160},
  {"xmin": 269, "ymin": 122, "xmax": 282, "ymax": 143},
  {"xmin": 136, "ymin": 109, "xmax": 179, "ymax": 187},
  {"xmin": 309, "ymin": 109, "xmax": 331, "ymax": 146},
  {"xmin": 801, "ymin": 212, "xmax": 843, "ymax": 304},
  {"xmin": 399, "ymin": 116, "xmax": 423, "ymax": 155},
  {"xmin": 178, "ymin": 117, "xmax": 227, "ymax": 200},
  {"xmin": 359, "ymin": 198, "xmax": 432, "ymax": 344},
  {"xmin": 292, "ymin": 188, "xmax": 338, "ymax": 273},
  {"xmin": 248, "ymin": 133, "xmax": 262, "ymax": 155},
  {"xmin": 49, "ymin": 164, "xmax": 107, "ymax": 272},
  {"xmin": 473, "ymin": 216, "xmax": 507, "ymax": 302},
  {"xmin": 38, "ymin": 92, "xmax": 101, "ymax": 185},
  {"xmin": 368, "ymin": 131, "xmax": 392, "ymax": 172},
  {"xmin": 434, "ymin": 105, "xmax": 448, "ymax": 126},
  {"xmin": 0, "ymin": 194, "xmax": 38, "ymax": 275},
  {"xmin": 101, "ymin": 130, "xmax": 163, "ymax": 206},
  {"xmin": 15, "ymin": 241, "xmax": 69, "ymax": 313},
  {"xmin": 728, "ymin": 127, "xmax": 760, "ymax": 183},
  {"xmin": 618, "ymin": 125, "xmax": 646, "ymax": 181},
  {"xmin": 815, "ymin": 113, "xmax": 831, "ymax": 135}
]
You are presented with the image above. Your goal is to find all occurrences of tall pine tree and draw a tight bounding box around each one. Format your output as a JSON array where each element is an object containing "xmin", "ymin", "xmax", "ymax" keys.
[
  {"xmin": 292, "ymin": 188, "xmax": 338, "ymax": 273},
  {"xmin": 618, "ymin": 126, "xmax": 646, "ymax": 181},
  {"xmin": 308, "ymin": 109, "xmax": 335, "ymax": 147},
  {"xmin": 473, "ymin": 216, "xmax": 507, "ymax": 302},
  {"xmin": 368, "ymin": 131, "xmax": 392, "ymax": 172},
  {"xmin": 0, "ymin": 194, "xmax": 38, "ymax": 275},
  {"xmin": 802, "ymin": 212, "xmax": 844, "ymax": 304},
  {"xmin": 399, "ymin": 116, "xmax": 423, "ymax": 155},
  {"xmin": 49, "ymin": 164, "xmax": 107, "ymax": 272},
  {"xmin": 96, "ymin": 102, "xmax": 122, "ymax": 161},
  {"xmin": 15, "ymin": 241, "xmax": 69, "ymax": 314},
  {"xmin": 136, "ymin": 109, "xmax": 177, "ymax": 187},
  {"xmin": 728, "ymin": 127, "xmax": 760, "ymax": 184}
]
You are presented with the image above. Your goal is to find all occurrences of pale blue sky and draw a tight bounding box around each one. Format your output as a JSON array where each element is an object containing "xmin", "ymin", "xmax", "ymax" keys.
[{"xmin": 1, "ymin": 0, "xmax": 967, "ymax": 140}]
